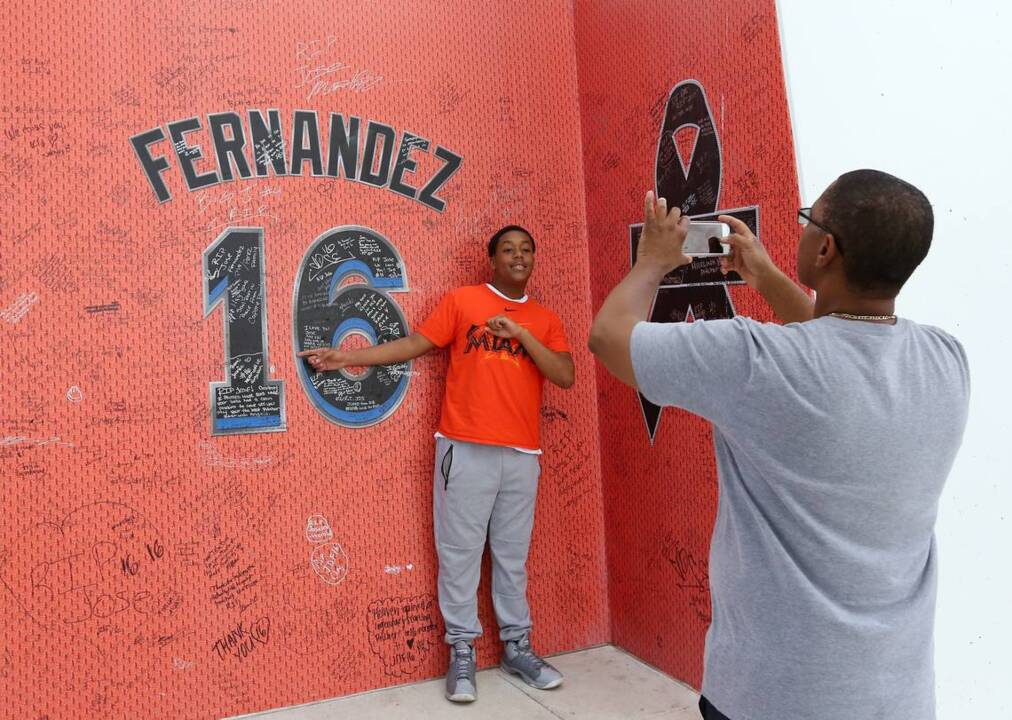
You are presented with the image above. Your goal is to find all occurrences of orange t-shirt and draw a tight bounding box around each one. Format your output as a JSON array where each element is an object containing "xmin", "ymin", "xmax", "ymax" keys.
[{"xmin": 417, "ymin": 284, "xmax": 569, "ymax": 451}]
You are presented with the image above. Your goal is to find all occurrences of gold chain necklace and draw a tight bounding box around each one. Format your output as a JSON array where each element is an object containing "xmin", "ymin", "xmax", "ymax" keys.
[{"xmin": 828, "ymin": 312, "xmax": 897, "ymax": 322}]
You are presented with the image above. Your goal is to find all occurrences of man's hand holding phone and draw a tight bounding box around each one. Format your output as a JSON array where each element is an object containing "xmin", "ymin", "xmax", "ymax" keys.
[
  {"xmin": 718, "ymin": 214, "xmax": 777, "ymax": 288},
  {"xmin": 637, "ymin": 191, "xmax": 693, "ymax": 274}
]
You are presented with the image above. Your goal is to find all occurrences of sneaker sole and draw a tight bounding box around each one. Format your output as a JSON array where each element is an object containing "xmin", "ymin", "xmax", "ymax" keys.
[
  {"xmin": 446, "ymin": 691, "xmax": 476, "ymax": 703},
  {"xmin": 499, "ymin": 662, "xmax": 564, "ymax": 690}
]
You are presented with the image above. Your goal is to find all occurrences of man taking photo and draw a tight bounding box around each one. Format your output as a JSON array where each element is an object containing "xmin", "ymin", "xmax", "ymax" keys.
[{"xmin": 589, "ymin": 170, "xmax": 969, "ymax": 720}]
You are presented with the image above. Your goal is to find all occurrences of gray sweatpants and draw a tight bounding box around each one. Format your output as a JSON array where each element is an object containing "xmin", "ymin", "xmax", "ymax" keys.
[{"xmin": 432, "ymin": 436, "xmax": 540, "ymax": 644}]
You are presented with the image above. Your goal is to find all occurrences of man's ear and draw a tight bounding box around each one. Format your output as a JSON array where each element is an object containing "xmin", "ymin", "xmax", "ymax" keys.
[{"xmin": 814, "ymin": 234, "xmax": 838, "ymax": 268}]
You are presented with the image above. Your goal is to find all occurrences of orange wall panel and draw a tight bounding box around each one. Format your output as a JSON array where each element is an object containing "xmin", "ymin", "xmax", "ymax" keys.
[
  {"xmin": 1, "ymin": 1, "xmax": 804, "ymax": 715},
  {"xmin": 1, "ymin": 2, "xmax": 607, "ymax": 718},
  {"xmin": 575, "ymin": 0, "xmax": 801, "ymax": 689}
]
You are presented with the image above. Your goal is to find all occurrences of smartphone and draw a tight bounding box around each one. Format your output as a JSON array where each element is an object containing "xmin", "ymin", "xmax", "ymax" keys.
[{"xmin": 683, "ymin": 221, "xmax": 730, "ymax": 256}]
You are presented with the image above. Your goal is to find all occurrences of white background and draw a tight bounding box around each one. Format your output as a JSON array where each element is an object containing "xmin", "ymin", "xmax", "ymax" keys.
[{"xmin": 777, "ymin": 2, "xmax": 1011, "ymax": 717}]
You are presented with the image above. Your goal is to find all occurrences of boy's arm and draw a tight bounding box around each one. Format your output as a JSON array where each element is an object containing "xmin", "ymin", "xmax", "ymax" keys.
[
  {"xmin": 297, "ymin": 332, "xmax": 435, "ymax": 372},
  {"xmin": 486, "ymin": 315, "xmax": 575, "ymax": 389}
]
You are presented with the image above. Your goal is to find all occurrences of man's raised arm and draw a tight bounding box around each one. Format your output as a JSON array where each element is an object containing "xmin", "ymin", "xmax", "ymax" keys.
[
  {"xmin": 718, "ymin": 214, "xmax": 814, "ymax": 324},
  {"xmin": 589, "ymin": 191, "xmax": 692, "ymax": 387}
]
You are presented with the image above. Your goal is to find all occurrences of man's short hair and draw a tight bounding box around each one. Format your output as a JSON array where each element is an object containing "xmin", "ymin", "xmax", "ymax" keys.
[
  {"xmin": 488, "ymin": 225, "xmax": 536, "ymax": 257},
  {"xmin": 822, "ymin": 169, "xmax": 933, "ymax": 296}
]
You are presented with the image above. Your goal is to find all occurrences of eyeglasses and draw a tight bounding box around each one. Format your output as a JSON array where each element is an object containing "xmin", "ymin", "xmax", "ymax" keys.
[{"xmin": 797, "ymin": 207, "xmax": 845, "ymax": 255}]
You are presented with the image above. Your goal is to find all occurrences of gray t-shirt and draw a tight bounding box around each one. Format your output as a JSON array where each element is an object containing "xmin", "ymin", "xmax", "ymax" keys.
[{"xmin": 631, "ymin": 315, "xmax": 970, "ymax": 720}]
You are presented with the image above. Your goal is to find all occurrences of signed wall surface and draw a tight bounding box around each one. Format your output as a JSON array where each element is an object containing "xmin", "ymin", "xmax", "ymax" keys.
[
  {"xmin": 2, "ymin": 0, "xmax": 803, "ymax": 717},
  {"xmin": 0, "ymin": 2, "xmax": 607, "ymax": 718},
  {"xmin": 575, "ymin": 0, "xmax": 801, "ymax": 688}
]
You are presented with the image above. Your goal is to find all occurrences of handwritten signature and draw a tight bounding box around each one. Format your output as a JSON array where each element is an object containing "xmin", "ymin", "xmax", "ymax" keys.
[
  {"xmin": 297, "ymin": 61, "xmax": 383, "ymax": 99},
  {"xmin": 307, "ymin": 243, "xmax": 355, "ymax": 282},
  {"xmin": 295, "ymin": 37, "xmax": 382, "ymax": 99},
  {"xmin": 661, "ymin": 531, "xmax": 711, "ymax": 622}
]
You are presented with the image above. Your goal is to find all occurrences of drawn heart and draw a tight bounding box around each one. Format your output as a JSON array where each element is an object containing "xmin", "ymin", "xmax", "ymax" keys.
[{"xmin": 310, "ymin": 542, "xmax": 348, "ymax": 585}]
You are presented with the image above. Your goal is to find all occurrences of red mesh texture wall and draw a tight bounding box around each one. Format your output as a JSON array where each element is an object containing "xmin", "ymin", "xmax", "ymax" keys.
[
  {"xmin": 574, "ymin": 0, "xmax": 801, "ymax": 689},
  {"xmin": 0, "ymin": 2, "xmax": 608, "ymax": 718}
]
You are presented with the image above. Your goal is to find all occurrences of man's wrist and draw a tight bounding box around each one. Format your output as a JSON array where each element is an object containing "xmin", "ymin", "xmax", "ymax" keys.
[
  {"xmin": 754, "ymin": 262, "xmax": 785, "ymax": 295},
  {"xmin": 631, "ymin": 259, "xmax": 670, "ymax": 284}
]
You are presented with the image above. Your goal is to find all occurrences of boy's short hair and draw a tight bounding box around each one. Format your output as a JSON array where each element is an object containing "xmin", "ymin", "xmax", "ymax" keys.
[{"xmin": 488, "ymin": 225, "xmax": 536, "ymax": 257}]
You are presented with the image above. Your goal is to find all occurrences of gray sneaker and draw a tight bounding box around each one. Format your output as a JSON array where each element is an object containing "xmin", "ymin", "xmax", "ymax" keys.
[
  {"xmin": 500, "ymin": 635, "xmax": 563, "ymax": 690},
  {"xmin": 445, "ymin": 640, "xmax": 477, "ymax": 703}
]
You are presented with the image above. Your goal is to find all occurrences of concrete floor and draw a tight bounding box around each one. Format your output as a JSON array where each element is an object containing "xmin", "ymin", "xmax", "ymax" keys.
[{"xmin": 233, "ymin": 645, "xmax": 701, "ymax": 720}]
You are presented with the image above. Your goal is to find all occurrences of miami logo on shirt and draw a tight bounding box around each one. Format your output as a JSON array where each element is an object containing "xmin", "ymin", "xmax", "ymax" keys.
[{"xmin": 463, "ymin": 324, "xmax": 530, "ymax": 366}]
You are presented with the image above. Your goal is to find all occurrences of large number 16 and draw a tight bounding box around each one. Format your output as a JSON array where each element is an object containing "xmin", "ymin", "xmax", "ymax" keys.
[{"xmin": 202, "ymin": 225, "xmax": 412, "ymax": 436}]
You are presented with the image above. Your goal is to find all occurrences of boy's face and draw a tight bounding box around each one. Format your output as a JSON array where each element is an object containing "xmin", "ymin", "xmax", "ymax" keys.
[{"xmin": 491, "ymin": 231, "xmax": 535, "ymax": 285}]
